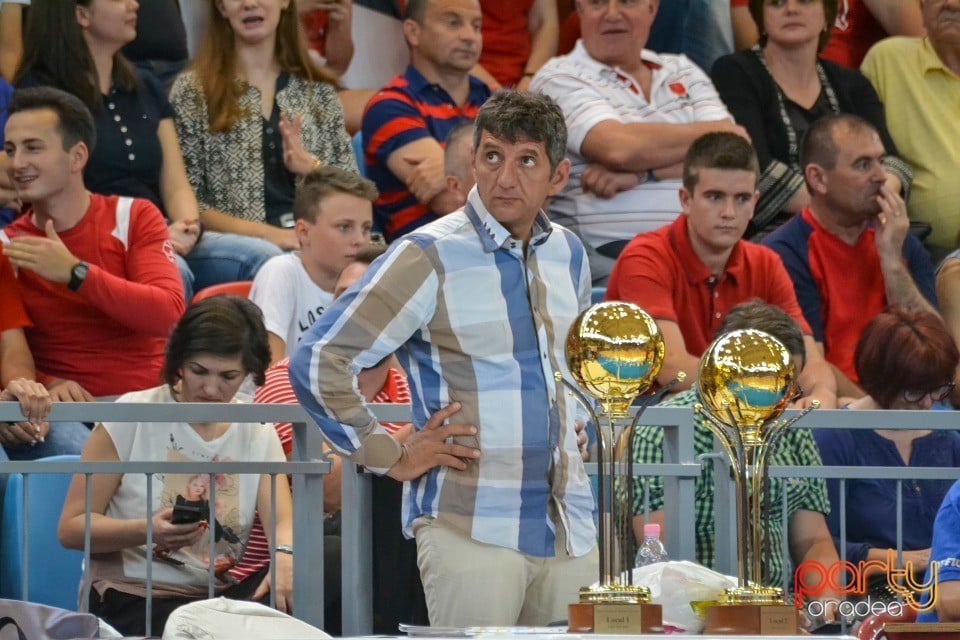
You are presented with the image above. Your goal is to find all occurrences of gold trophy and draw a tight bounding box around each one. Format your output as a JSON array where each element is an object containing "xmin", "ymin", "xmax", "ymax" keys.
[
  {"xmin": 558, "ymin": 301, "xmax": 681, "ymax": 634},
  {"xmin": 695, "ymin": 329, "xmax": 816, "ymax": 635}
]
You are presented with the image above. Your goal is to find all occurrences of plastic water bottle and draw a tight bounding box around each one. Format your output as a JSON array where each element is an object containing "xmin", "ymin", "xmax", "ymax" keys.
[{"xmin": 634, "ymin": 523, "xmax": 669, "ymax": 567}]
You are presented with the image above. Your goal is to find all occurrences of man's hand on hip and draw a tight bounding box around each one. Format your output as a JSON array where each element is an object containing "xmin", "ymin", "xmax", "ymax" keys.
[{"xmin": 386, "ymin": 402, "xmax": 480, "ymax": 481}]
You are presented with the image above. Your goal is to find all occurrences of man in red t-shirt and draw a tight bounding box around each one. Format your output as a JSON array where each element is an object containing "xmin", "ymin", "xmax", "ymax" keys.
[
  {"xmin": 606, "ymin": 131, "xmax": 837, "ymax": 408},
  {"xmin": 2, "ymin": 87, "xmax": 184, "ymax": 401}
]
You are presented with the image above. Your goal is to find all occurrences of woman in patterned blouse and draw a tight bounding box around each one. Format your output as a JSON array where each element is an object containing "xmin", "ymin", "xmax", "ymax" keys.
[{"xmin": 169, "ymin": 0, "xmax": 357, "ymax": 252}]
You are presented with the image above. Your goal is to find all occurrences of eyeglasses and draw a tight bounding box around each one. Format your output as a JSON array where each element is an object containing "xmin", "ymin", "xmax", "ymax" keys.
[{"xmin": 903, "ymin": 383, "xmax": 955, "ymax": 404}]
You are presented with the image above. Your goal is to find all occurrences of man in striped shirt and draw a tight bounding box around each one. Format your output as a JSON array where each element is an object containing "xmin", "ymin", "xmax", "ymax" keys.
[
  {"xmin": 361, "ymin": 0, "xmax": 491, "ymax": 241},
  {"xmin": 292, "ymin": 91, "xmax": 598, "ymax": 627}
]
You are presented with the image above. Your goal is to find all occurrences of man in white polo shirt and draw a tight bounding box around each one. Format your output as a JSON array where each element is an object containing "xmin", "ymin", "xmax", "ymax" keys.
[{"xmin": 531, "ymin": 0, "xmax": 748, "ymax": 283}]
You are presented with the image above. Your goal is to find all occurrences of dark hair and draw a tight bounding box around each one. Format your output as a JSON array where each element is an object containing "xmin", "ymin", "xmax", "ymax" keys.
[
  {"xmin": 855, "ymin": 306, "xmax": 959, "ymax": 409},
  {"xmin": 293, "ymin": 166, "xmax": 378, "ymax": 223},
  {"xmin": 473, "ymin": 91, "xmax": 567, "ymax": 172},
  {"xmin": 799, "ymin": 113, "xmax": 877, "ymax": 191},
  {"xmin": 404, "ymin": 0, "xmax": 428, "ymax": 22},
  {"xmin": 682, "ymin": 131, "xmax": 759, "ymax": 192},
  {"xmin": 716, "ymin": 299, "xmax": 806, "ymax": 366},
  {"xmin": 163, "ymin": 296, "xmax": 271, "ymax": 387},
  {"xmin": 8, "ymin": 87, "xmax": 97, "ymax": 153},
  {"xmin": 14, "ymin": 0, "xmax": 139, "ymax": 111},
  {"xmin": 748, "ymin": 0, "xmax": 838, "ymax": 51}
]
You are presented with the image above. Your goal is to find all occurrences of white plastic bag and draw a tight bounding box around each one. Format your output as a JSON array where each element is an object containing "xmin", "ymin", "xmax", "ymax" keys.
[{"xmin": 628, "ymin": 561, "xmax": 737, "ymax": 634}]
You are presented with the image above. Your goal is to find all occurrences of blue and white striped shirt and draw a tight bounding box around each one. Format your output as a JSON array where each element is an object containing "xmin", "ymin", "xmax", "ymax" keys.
[{"xmin": 290, "ymin": 188, "xmax": 597, "ymax": 557}]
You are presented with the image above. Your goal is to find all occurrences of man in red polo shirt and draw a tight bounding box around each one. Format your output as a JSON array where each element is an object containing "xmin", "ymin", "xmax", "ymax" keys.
[{"xmin": 606, "ymin": 131, "xmax": 837, "ymax": 408}]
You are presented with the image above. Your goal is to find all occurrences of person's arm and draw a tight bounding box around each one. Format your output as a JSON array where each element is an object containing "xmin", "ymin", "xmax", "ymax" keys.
[
  {"xmin": 797, "ymin": 337, "xmax": 838, "ymax": 409},
  {"xmin": 0, "ymin": 327, "xmax": 33, "ymax": 386},
  {"xmin": 468, "ymin": 64, "xmax": 502, "ymax": 91},
  {"xmin": 0, "ymin": 3, "xmax": 24, "ymax": 82},
  {"xmin": 790, "ymin": 510, "xmax": 842, "ymax": 602},
  {"xmin": 288, "ymin": 241, "xmax": 479, "ymax": 477},
  {"xmin": 515, "ymin": 0, "xmax": 559, "ymax": 92},
  {"xmin": 656, "ymin": 320, "xmax": 699, "ymax": 391},
  {"xmin": 731, "ymin": 3, "xmax": 758, "ymax": 51},
  {"xmin": 863, "ymin": 0, "xmax": 925, "ymax": 37},
  {"xmin": 385, "ymin": 137, "xmax": 450, "ymax": 211},
  {"xmin": 319, "ymin": 0, "xmax": 354, "ymax": 77},
  {"xmin": 58, "ymin": 424, "xmax": 204, "ymax": 552},
  {"xmin": 251, "ymin": 465, "xmax": 294, "ymax": 612},
  {"xmin": 937, "ymin": 581, "xmax": 960, "ymax": 622},
  {"xmin": 874, "ymin": 186, "xmax": 938, "ymax": 316},
  {"xmin": 157, "ymin": 118, "xmax": 201, "ymax": 256}
]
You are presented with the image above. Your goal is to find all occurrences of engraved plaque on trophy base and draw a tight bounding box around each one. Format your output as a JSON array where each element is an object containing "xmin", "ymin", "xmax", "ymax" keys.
[
  {"xmin": 567, "ymin": 602, "xmax": 663, "ymax": 634},
  {"xmin": 703, "ymin": 603, "xmax": 799, "ymax": 635}
]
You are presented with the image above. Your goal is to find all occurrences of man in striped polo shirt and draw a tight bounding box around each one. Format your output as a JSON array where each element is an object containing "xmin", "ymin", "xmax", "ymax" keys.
[
  {"xmin": 292, "ymin": 91, "xmax": 598, "ymax": 627},
  {"xmin": 361, "ymin": 0, "xmax": 491, "ymax": 242}
]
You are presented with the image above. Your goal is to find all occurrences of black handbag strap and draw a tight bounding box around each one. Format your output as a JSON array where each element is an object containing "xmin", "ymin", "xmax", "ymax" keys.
[{"xmin": 0, "ymin": 617, "xmax": 28, "ymax": 640}]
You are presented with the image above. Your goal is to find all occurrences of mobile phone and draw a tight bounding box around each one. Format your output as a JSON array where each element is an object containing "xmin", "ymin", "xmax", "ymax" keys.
[{"xmin": 171, "ymin": 503, "xmax": 202, "ymax": 524}]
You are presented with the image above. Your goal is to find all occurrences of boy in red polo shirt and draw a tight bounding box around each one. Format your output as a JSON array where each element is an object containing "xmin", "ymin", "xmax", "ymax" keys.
[{"xmin": 606, "ymin": 131, "xmax": 837, "ymax": 408}]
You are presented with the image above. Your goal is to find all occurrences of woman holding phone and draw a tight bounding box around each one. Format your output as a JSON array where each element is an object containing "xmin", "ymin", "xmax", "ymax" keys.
[{"xmin": 58, "ymin": 296, "xmax": 292, "ymax": 637}]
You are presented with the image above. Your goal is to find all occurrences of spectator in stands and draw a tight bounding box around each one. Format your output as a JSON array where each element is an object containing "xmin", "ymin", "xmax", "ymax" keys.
[
  {"xmin": 123, "ymin": 0, "xmax": 190, "ymax": 88},
  {"xmin": 711, "ymin": 0, "xmax": 912, "ymax": 239},
  {"xmin": 937, "ymin": 256, "xmax": 960, "ymax": 356},
  {"xmin": 169, "ymin": 0, "xmax": 356, "ymax": 252},
  {"xmin": 763, "ymin": 114, "xmax": 936, "ymax": 399},
  {"xmin": 815, "ymin": 306, "xmax": 960, "ymax": 590},
  {"xmin": 821, "ymin": 0, "xmax": 924, "ymax": 69},
  {"xmin": 58, "ymin": 296, "xmax": 291, "ymax": 637},
  {"xmin": 249, "ymin": 166, "xmax": 375, "ymax": 364},
  {"xmin": 606, "ymin": 132, "xmax": 837, "ymax": 406},
  {"xmin": 300, "ymin": 0, "xmax": 354, "ymax": 77},
  {"xmin": 241, "ymin": 243, "xmax": 425, "ymax": 633},
  {"xmin": 14, "ymin": 0, "xmax": 280, "ymax": 301},
  {"xmin": 0, "ymin": 253, "xmax": 85, "ymax": 461},
  {"xmin": 861, "ymin": 0, "xmax": 960, "ymax": 257},
  {"xmin": 442, "ymin": 120, "xmax": 476, "ymax": 212},
  {"xmin": 291, "ymin": 91, "xmax": 597, "ymax": 627},
  {"xmin": 918, "ymin": 482, "xmax": 960, "ymax": 622},
  {"xmin": 471, "ymin": 1, "xmax": 558, "ymax": 91},
  {"xmin": 362, "ymin": 0, "xmax": 490, "ymax": 241},
  {"xmin": 630, "ymin": 300, "xmax": 839, "ymax": 595},
  {"xmin": 531, "ymin": 0, "xmax": 748, "ymax": 283},
  {"xmin": 3, "ymin": 87, "xmax": 184, "ymax": 399}
]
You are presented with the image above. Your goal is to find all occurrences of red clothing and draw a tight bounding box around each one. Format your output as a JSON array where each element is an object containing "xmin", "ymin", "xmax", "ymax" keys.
[
  {"xmin": 820, "ymin": 0, "xmax": 888, "ymax": 69},
  {"xmin": 0, "ymin": 254, "xmax": 30, "ymax": 333},
  {"xmin": 6, "ymin": 195, "xmax": 184, "ymax": 397},
  {"xmin": 229, "ymin": 359, "xmax": 411, "ymax": 582},
  {"xmin": 605, "ymin": 215, "xmax": 811, "ymax": 357},
  {"xmin": 478, "ymin": 1, "xmax": 535, "ymax": 87},
  {"xmin": 301, "ymin": 10, "xmax": 329, "ymax": 58}
]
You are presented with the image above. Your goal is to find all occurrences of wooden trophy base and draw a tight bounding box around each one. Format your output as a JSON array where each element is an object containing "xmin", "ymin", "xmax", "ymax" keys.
[
  {"xmin": 703, "ymin": 603, "xmax": 799, "ymax": 635},
  {"xmin": 567, "ymin": 602, "xmax": 663, "ymax": 634},
  {"xmin": 884, "ymin": 622, "xmax": 960, "ymax": 640}
]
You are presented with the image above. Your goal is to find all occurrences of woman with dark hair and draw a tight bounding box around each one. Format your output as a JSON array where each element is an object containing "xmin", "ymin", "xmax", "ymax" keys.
[
  {"xmin": 710, "ymin": 0, "xmax": 911, "ymax": 239},
  {"xmin": 58, "ymin": 296, "xmax": 292, "ymax": 637},
  {"xmin": 168, "ymin": 0, "xmax": 355, "ymax": 250},
  {"xmin": 13, "ymin": 0, "xmax": 281, "ymax": 300},
  {"xmin": 814, "ymin": 306, "xmax": 960, "ymax": 582}
]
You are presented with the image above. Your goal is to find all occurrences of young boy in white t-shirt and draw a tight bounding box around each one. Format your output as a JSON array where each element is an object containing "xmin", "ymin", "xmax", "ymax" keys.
[{"xmin": 249, "ymin": 166, "xmax": 376, "ymax": 363}]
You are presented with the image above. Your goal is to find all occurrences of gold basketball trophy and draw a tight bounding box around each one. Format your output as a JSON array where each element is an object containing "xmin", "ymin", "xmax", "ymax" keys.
[
  {"xmin": 695, "ymin": 329, "xmax": 816, "ymax": 635},
  {"xmin": 558, "ymin": 301, "xmax": 682, "ymax": 634}
]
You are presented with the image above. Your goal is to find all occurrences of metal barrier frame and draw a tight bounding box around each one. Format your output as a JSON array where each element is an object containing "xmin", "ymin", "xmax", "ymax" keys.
[{"xmin": 1, "ymin": 401, "xmax": 958, "ymax": 634}]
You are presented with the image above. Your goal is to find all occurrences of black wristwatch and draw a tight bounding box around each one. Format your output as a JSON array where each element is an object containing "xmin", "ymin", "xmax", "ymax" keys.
[{"xmin": 67, "ymin": 261, "xmax": 88, "ymax": 292}]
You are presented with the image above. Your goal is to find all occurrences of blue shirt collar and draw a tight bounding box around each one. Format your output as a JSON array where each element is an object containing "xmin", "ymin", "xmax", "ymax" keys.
[{"xmin": 463, "ymin": 187, "xmax": 553, "ymax": 253}]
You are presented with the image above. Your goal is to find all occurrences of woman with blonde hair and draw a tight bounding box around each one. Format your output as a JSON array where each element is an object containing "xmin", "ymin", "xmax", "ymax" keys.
[{"xmin": 169, "ymin": 0, "xmax": 356, "ymax": 251}]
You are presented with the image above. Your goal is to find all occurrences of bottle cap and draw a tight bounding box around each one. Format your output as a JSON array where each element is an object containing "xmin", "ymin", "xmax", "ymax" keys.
[{"xmin": 643, "ymin": 523, "xmax": 661, "ymax": 538}]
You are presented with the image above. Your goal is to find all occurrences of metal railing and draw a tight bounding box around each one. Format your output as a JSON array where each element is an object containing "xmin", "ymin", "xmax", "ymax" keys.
[{"xmin": 1, "ymin": 401, "xmax": 957, "ymax": 634}]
